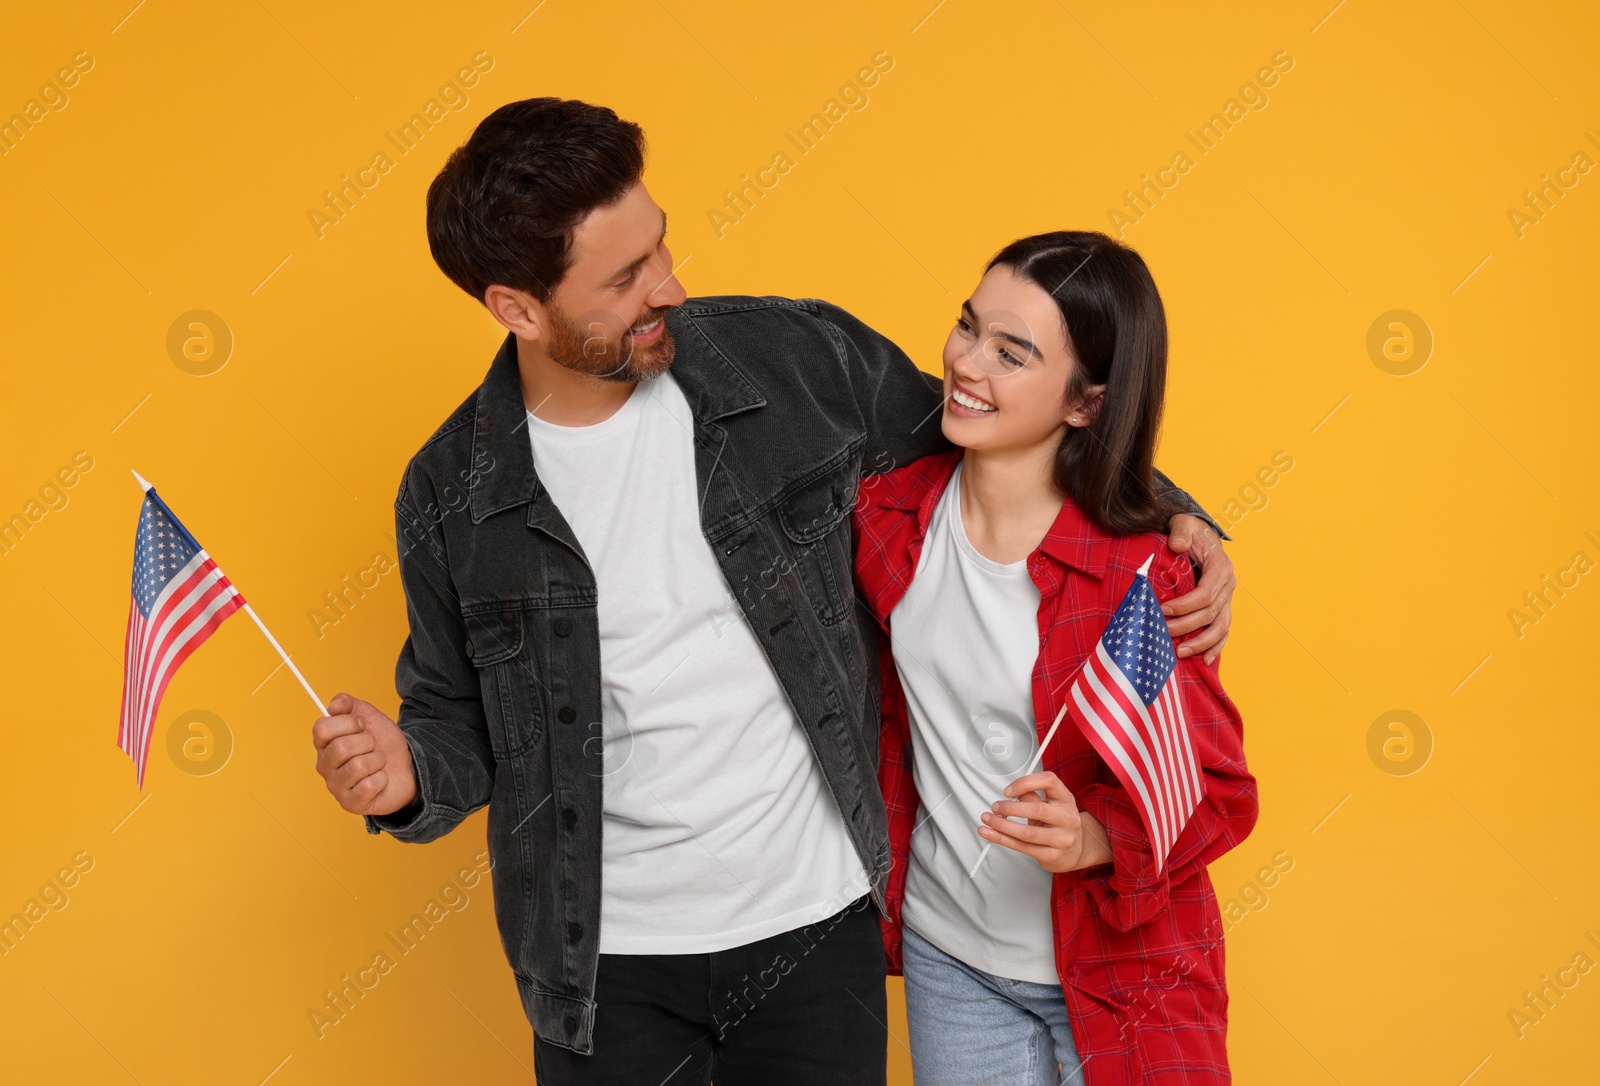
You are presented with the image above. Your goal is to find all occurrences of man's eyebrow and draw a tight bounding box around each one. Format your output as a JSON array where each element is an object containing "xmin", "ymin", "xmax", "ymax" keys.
[
  {"xmin": 605, "ymin": 212, "xmax": 668, "ymax": 284},
  {"xmin": 961, "ymin": 299, "xmax": 1041, "ymax": 358}
]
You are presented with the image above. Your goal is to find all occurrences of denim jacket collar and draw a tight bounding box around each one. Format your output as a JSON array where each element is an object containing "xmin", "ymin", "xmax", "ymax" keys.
[{"xmin": 468, "ymin": 307, "xmax": 768, "ymax": 525}]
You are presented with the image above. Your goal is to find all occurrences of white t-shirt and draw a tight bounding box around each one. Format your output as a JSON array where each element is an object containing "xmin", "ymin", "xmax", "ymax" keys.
[
  {"xmin": 525, "ymin": 372, "xmax": 869, "ymax": 954},
  {"xmin": 889, "ymin": 460, "xmax": 1061, "ymax": 984}
]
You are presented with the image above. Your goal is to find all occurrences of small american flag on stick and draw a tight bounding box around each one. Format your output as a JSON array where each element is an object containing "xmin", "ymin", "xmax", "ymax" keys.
[
  {"xmin": 119, "ymin": 472, "xmax": 324, "ymax": 789},
  {"xmin": 1066, "ymin": 553, "xmax": 1202, "ymax": 871},
  {"xmin": 969, "ymin": 552, "xmax": 1201, "ymax": 878}
]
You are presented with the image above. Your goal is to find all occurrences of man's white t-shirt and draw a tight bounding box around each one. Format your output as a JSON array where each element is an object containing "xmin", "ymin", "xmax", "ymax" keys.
[
  {"xmin": 525, "ymin": 371, "xmax": 869, "ymax": 955},
  {"xmin": 889, "ymin": 460, "xmax": 1062, "ymax": 984}
]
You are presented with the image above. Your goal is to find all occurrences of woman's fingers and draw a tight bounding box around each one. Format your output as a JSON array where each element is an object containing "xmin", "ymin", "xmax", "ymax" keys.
[
  {"xmin": 980, "ymin": 826, "xmax": 1053, "ymax": 863},
  {"xmin": 1004, "ymin": 771, "xmax": 1074, "ymax": 804},
  {"xmin": 981, "ymin": 810, "xmax": 1068, "ymax": 847},
  {"xmin": 991, "ymin": 799, "xmax": 1069, "ymax": 825}
]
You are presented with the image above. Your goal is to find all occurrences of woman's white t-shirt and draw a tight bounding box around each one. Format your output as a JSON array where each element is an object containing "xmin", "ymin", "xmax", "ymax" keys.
[{"xmin": 890, "ymin": 459, "xmax": 1061, "ymax": 984}]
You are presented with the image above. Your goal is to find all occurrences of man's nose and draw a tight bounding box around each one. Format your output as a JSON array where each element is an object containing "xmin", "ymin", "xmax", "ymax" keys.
[{"xmin": 646, "ymin": 251, "xmax": 688, "ymax": 308}]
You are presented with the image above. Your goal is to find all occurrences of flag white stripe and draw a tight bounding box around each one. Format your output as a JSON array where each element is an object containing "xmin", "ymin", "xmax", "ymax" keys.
[
  {"xmin": 1086, "ymin": 646, "xmax": 1174, "ymax": 851},
  {"xmin": 1104, "ymin": 647, "xmax": 1185, "ymax": 851},
  {"xmin": 1158, "ymin": 687, "xmax": 1196, "ymax": 815},
  {"xmin": 128, "ymin": 581, "xmax": 240, "ymax": 781},
  {"xmin": 1153, "ymin": 684, "xmax": 1194, "ymax": 826},
  {"xmin": 1153, "ymin": 681, "xmax": 1195, "ymax": 818},
  {"xmin": 1072, "ymin": 681, "xmax": 1165, "ymax": 857},
  {"xmin": 126, "ymin": 552, "xmax": 211, "ymax": 736},
  {"xmin": 1168, "ymin": 680, "xmax": 1202, "ymax": 800},
  {"xmin": 132, "ymin": 561, "xmax": 226, "ymax": 730},
  {"xmin": 133, "ymin": 580, "xmax": 238, "ymax": 742}
]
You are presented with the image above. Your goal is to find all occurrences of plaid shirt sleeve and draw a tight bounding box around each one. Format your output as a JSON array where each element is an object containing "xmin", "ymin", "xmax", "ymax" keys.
[{"xmin": 1072, "ymin": 547, "xmax": 1258, "ymax": 932}]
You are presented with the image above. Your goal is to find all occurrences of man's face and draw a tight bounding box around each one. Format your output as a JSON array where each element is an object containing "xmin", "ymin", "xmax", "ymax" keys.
[{"xmin": 542, "ymin": 182, "xmax": 687, "ymax": 382}]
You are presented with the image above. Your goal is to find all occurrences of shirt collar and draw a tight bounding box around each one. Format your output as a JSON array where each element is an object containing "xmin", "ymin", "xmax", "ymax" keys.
[{"xmin": 879, "ymin": 449, "xmax": 1108, "ymax": 579}]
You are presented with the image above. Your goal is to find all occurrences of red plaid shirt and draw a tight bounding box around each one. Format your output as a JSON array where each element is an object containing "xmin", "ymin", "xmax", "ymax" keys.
[{"xmin": 854, "ymin": 450, "xmax": 1258, "ymax": 1085}]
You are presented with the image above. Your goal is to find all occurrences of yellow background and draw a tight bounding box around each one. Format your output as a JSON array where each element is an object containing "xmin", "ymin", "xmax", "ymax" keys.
[{"xmin": 3, "ymin": 1, "xmax": 1597, "ymax": 1082}]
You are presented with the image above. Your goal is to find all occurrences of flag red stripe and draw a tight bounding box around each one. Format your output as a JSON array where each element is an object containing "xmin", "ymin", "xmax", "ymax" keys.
[
  {"xmin": 1086, "ymin": 647, "xmax": 1176, "ymax": 853},
  {"xmin": 127, "ymin": 593, "xmax": 242, "ymax": 788},
  {"xmin": 128, "ymin": 556, "xmax": 218, "ymax": 714},
  {"xmin": 120, "ymin": 551, "xmax": 242, "ymax": 788},
  {"xmin": 132, "ymin": 577, "xmax": 238, "ymax": 747},
  {"xmin": 131, "ymin": 566, "xmax": 232, "ymax": 732}
]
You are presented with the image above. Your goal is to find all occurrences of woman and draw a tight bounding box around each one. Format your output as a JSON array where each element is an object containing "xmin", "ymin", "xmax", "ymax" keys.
[{"xmin": 853, "ymin": 231, "xmax": 1259, "ymax": 1085}]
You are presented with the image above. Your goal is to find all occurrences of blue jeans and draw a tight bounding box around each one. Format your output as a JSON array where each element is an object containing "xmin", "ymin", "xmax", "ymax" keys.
[{"xmin": 901, "ymin": 924, "xmax": 1084, "ymax": 1086}]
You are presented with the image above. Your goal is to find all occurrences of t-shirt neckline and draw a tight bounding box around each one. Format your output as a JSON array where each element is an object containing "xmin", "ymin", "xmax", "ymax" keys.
[{"xmin": 524, "ymin": 374, "xmax": 657, "ymax": 443}]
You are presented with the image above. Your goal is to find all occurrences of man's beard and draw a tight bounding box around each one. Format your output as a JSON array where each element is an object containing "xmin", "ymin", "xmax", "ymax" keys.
[{"xmin": 544, "ymin": 302, "xmax": 676, "ymax": 383}]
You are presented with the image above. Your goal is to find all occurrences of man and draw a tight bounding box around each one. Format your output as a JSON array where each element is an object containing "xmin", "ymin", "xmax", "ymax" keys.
[{"xmin": 311, "ymin": 98, "xmax": 1235, "ymax": 1086}]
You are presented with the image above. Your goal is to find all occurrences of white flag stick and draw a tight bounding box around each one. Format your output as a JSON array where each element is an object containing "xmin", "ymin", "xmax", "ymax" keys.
[
  {"xmin": 132, "ymin": 470, "xmax": 327, "ymax": 715},
  {"xmin": 968, "ymin": 699, "xmax": 1071, "ymax": 879},
  {"xmin": 242, "ymin": 604, "xmax": 327, "ymax": 715}
]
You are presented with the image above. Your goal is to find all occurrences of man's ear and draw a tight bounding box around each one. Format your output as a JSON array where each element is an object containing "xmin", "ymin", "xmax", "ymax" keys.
[
  {"xmin": 1066, "ymin": 383, "xmax": 1108, "ymax": 427},
  {"xmin": 484, "ymin": 284, "xmax": 545, "ymax": 341}
]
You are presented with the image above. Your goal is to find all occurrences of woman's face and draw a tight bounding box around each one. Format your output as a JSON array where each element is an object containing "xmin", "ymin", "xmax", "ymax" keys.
[{"xmin": 939, "ymin": 264, "xmax": 1098, "ymax": 454}]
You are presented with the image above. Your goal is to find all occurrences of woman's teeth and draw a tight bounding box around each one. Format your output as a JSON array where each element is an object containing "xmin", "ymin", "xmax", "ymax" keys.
[{"xmin": 952, "ymin": 388, "xmax": 996, "ymax": 413}]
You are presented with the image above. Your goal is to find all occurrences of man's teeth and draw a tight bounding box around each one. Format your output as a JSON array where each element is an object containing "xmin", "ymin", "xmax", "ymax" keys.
[
  {"xmin": 630, "ymin": 318, "xmax": 661, "ymax": 335},
  {"xmin": 952, "ymin": 388, "xmax": 996, "ymax": 412}
]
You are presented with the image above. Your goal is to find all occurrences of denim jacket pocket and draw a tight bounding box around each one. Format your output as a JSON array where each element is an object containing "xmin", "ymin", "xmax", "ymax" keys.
[
  {"xmin": 777, "ymin": 471, "xmax": 858, "ymax": 626},
  {"xmin": 462, "ymin": 606, "xmax": 543, "ymax": 759}
]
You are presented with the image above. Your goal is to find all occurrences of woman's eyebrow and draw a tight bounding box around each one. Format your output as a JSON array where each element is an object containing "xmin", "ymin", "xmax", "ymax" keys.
[{"xmin": 963, "ymin": 299, "xmax": 1040, "ymax": 358}]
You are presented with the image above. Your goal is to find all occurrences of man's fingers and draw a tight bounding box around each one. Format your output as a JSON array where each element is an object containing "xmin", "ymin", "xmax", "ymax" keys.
[
  {"xmin": 1164, "ymin": 597, "xmax": 1217, "ymax": 637},
  {"xmin": 341, "ymin": 767, "xmax": 389, "ymax": 813},
  {"xmin": 326, "ymin": 691, "xmax": 355, "ymax": 716},
  {"xmin": 1176, "ymin": 623, "xmax": 1226, "ymax": 659},
  {"xmin": 1166, "ymin": 513, "xmax": 1202, "ymax": 554},
  {"xmin": 1203, "ymin": 630, "xmax": 1231, "ymax": 667},
  {"xmin": 331, "ymin": 750, "xmax": 387, "ymax": 796},
  {"xmin": 321, "ymin": 730, "xmax": 376, "ymax": 770},
  {"xmin": 311, "ymin": 711, "xmax": 361, "ymax": 750}
]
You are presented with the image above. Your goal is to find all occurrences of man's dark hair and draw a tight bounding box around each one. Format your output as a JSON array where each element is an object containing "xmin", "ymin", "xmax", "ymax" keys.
[
  {"xmin": 988, "ymin": 231, "xmax": 1173, "ymax": 537},
  {"xmin": 426, "ymin": 97, "xmax": 646, "ymax": 304}
]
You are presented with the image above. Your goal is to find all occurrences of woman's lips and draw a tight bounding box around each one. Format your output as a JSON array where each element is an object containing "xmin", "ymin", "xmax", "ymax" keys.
[{"xmin": 948, "ymin": 385, "xmax": 997, "ymax": 417}]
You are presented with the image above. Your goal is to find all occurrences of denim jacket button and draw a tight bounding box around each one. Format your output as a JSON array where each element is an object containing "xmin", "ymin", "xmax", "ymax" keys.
[
  {"xmin": 558, "ymin": 706, "xmax": 576, "ymax": 724},
  {"xmin": 568, "ymin": 921, "xmax": 583, "ymax": 943},
  {"xmin": 463, "ymin": 638, "xmax": 474, "ymax": 658},
  {"xmin": 562, "ymin": 807, "xmax": 578, "ymax": 827},
  {"xmin": 563, "ymin": 1015, "xmax": 578, "ymax": 1034},
  {"xmin": 554, "ymin": 617, "xmax": 572, "ymax": 636}
]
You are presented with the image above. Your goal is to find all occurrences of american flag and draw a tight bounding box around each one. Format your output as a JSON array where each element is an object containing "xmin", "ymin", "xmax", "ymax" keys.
[
  {"xmin": 118, "ymin": 486, "xmax": 245, "ymax": 788},
  {"xmin": 1068, "ymin": 554, "xmax": 1202, "ymax": 872}
]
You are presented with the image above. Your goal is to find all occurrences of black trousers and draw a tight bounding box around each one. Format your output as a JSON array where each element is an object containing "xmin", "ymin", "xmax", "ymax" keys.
[{"xmin": 533, "ymin": 894, "xmax": 888, "ymax": 1085}]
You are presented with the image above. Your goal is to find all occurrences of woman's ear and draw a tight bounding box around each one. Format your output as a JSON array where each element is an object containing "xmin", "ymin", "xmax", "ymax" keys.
[{"xmin": 1066, "ymin": 383, "xmax": 1108, "ymax": 427}]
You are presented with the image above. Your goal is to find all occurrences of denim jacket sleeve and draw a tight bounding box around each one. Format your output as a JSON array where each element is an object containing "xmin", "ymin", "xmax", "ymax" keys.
[
  {"xmin": 804, "ymin": 298, "xmax": 951, "ymax": 475},
  {"xmin": 1154, "ymin": 467, "xmax": 1229, "ymax": 542},
  {"xmin": 363, "ymin": 477, "xmax": 495, "ymax": 843}
]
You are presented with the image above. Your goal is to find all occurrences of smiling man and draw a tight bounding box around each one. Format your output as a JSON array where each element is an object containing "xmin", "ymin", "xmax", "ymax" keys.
[{"xmin": 310, "ymin": 98, "xmax": 1235, "ymax": 1086}]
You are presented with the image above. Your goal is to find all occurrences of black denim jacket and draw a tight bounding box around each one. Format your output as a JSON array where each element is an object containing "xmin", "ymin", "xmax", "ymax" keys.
[{"xmin": 362, "ymin": 295, "xmax": 1220, "ymax": 1054}]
